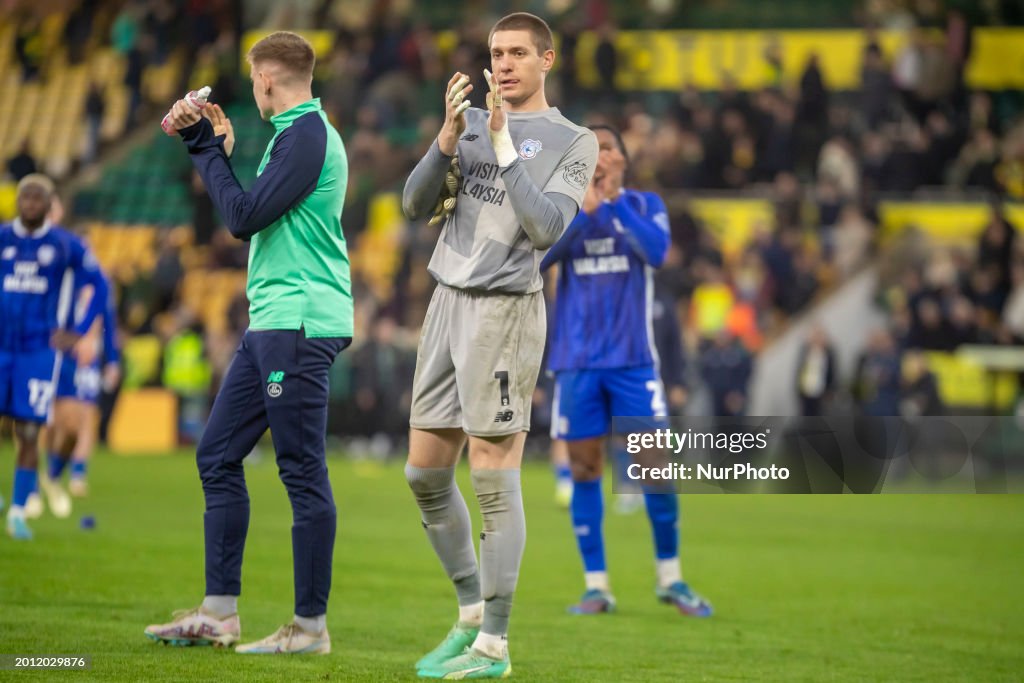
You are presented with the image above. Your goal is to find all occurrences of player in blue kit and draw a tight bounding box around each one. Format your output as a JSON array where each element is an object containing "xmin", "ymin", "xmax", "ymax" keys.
[
  {"xmin": 542, "ymin": 126, "xmax": 712, "ymax": 616},
  {"xmin": 1, "ymin": 174, "xmax": 107, "ymax": 540},
  {"xmin": 38, "ymin": 271, "xmax": 120, "ymax": 516}
]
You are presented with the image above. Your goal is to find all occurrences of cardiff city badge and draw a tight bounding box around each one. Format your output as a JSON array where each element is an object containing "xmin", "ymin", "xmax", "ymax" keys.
[
  {"xmin": 37, "ymin": 244, "xmax": 55, "ymax": 266},
  {"xmin": 518, "ymin": 138, "xmax": 542, "ymax": 160}
]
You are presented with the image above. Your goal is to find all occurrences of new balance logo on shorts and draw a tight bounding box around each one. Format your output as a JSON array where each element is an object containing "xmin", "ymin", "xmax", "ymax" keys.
[
  {"xmin": 494, "ymin": 410, "xmax": 514, "ymax": 423},
  {"xmin": 460, "ymin": 133, "xmax": 479, "ymax": 141}
]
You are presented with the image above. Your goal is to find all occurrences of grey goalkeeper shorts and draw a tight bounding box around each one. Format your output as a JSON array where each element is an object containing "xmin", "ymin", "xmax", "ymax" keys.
[{"xmin": 410, "ymin": 283, "xmax": 546, "ymax": 437}]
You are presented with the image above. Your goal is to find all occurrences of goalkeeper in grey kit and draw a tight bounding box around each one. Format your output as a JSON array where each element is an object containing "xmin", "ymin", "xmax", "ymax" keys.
[{"xmin": 400, "ymin": 11, "xmax": 597, "ymax": 680}]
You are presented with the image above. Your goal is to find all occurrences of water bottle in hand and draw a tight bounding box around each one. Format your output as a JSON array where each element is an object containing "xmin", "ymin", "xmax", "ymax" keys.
[{"xmin": 160, "ymin": 86, "xmax": 212, "ymax": 135}]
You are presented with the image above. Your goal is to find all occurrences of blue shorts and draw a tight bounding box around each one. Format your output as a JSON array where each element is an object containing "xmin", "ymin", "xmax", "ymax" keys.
[
  {"xmin": 56, "ymin": 356, "xmax": 101, "ymax": 403},
  {"xmin": 551, "ymin": 365, "xmax": 668, "ymax": 441},
  {"xmin": 0, "ymin": 348, "xmax": 61, "ymax": 423}
]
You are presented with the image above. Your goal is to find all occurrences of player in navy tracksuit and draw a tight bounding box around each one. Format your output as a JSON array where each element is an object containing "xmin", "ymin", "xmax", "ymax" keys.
[
  {"xmin": 542, "ymin": 126, "xmax": 712, "ymax": 616},
  {"xmin": 1, "ymin": 174, "xmax": 106, "ymax": 540}
]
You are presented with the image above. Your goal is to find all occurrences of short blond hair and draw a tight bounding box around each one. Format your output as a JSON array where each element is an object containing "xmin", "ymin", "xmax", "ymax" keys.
[
  {"xmin": 17, "ymin": 173, "xmax": 55, "ymax": 198},
  {"xmin": 247, "ymin": 31, "xmax": 315, "ymax": 79}
]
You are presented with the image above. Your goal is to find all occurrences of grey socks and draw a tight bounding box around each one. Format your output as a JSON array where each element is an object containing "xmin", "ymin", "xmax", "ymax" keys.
[
  {"xmin": 471, "ymin": 469, "xmax": 525, "ymax": 637},
  {"xmin": 201, "ymin": 594, "xmax": 237, "ymax": 618},
  {"xmin": 406, "ymin": 464, "xmax": 482, "ymax": 606},
  {"xmin": 294, "ymin": 614, "xmax": 326, "ymax": 634}
]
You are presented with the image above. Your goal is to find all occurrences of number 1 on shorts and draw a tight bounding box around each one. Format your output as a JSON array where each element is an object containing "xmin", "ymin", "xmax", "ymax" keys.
[{"xmin": 495, "ymin": 371, "xmax": 510, "ymax": 407}]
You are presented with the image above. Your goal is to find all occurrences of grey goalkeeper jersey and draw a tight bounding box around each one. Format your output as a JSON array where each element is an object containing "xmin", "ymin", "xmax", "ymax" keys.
[{"xmin": 406, "ymin": 107, "xmax": 597, "ymax": 294}]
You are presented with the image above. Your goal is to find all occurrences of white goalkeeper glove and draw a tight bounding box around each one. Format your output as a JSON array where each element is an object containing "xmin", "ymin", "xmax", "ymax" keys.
[
  {"xmin": 484, "ymin": 69, "xmax": 517, "ymax": 168},
  {"xmin": 448, "ymin": 74, "xmax": 472, "ymax": 117}
]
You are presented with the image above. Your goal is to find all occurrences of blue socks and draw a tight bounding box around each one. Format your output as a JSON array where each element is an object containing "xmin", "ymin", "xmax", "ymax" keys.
[
  {"xmin": 572, "ymin": 474, "xmax": 682, "ymax": 591},
  {"xmin": 612, "ymin": 442, "xmax": 640, "ymax": 492},
  {"xmin": 617, "ymin": 437, "xmax": 680, "ymax": 561},
  {"xmin": 642, "ymin": 489, "xmax": 679, "ymax": 560},
  {"xmin": 13, "ymin": 467, "xmax": 38, "ymax": 508},
  {"xmin": 71, "ymin": 460, "xmax": 87, "ymax": 479},
  {"xmin": 571, "ymin": 478, "xmax": 605, "ymax": 572},
  {"xmin": 48, "ymin": 453, "xmax": 69, "ymax": 480},
  {"xmin": 554, "ymin": 464, "xmax": 572, "ymax": 486}
]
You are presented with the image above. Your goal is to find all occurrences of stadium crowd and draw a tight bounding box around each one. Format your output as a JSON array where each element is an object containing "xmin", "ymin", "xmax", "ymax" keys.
[{"xmin": 3, "ymin": 0, "xmax": 1024, "ymax": 447}]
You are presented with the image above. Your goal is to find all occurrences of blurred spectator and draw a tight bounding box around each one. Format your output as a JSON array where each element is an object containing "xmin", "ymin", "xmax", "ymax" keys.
[
  {"xmin": 907, "ymin": 297, "xmax": 950, "ymax": 350},
  {"xmin": 209, "ymin": 229, "xmax": 250, "ymax": 270},
  {"xmin": 995, "ymin": 125, "xmax": 1024, "ymax": 199},
  {"xmin": 833, "ymin": 205, "xmax": 873, "ymax": 277},
  {"xmin": 967, "ymin": 265, "xmax": 1006, "ymax": 316},
  {"xmin": 757, "ymin": 94, "xmax": 796, "ymax": 181},
  {"xmin": 1002, "ymin": 262, "xmax": 1024, "ymax": 340},
  {"xmin": 110, "ymin": 4, "xmax": 140, "ymax": 55},
  {"xmin": 733, "ymin": 246, "xmax": 773, "ymax": 314},
  {"xmin": 594, "ymin": 22, "xmax": 618, "ymax": 109},
  {"xmin": 351, "ymin": 316, "xmax": 415, "ymax": 439},
  {"xmin": 952, "ymin": 128, "xmax": 1001, "ymax": 192},
  {"xmin": 14, "ymin": 15, "xmax": 43, "ymax": 81},
  {"xmin": 795, "ymin": 54, "xmax": 828, "ymax": 171},
  {"xmin": 900, "ymin": 350, "xmax": 945, "ymax": 417},
  {"xmin": 853, "ymin": 328, "xmax": 901, "ymax": 416},
  {"xmin": 947, "ymin": 295, "xmax": 978, "ymax": 347},
  {"xmin": 161, "ymin": 314, "xmax": 212, "ymax": 444},
  {"xmin": 700, "ymin": 330, "xmax": 753, "ymax": 417},
  {"xmin": 144, "ymin": 0, "xmax": 180, "ymax": 64},
  {"xmin": 815, "ymin": 179, "xmax": 843, "ymax": 232},
  {"xmin": 773, "ymin": 172, "xmax": 802, "ymax": 229},
  {"xmin": 817, "ymin": 137, "xmax": 860, "ymax": 201},
  {"xmin": 860, "ymin": 42, "xmax": 893, "ymax": 129},
  {"xmin": 968, "ymin": 91, "xmax": 999, "ymax": 136},
  {"xmin": 84, "ymin": 84, "xmax": 106, "ymax": 164},
  {"xmin": 64, "ymin": 0, "xmax": 98, "ymax": 65},
  {"xmin": 151, "ymin": 231, "xmax": 185, "ymax": 314},
  {"xmin": 923, "ymin": 111, "xmax": 961, "ymax": 178},
  {"xmin": 652, "ymin": 286, "xmax": 687, "ymax": 414},
  {"xmin": 557, "ymin": 17, "xmax": 581, "ymax": 105},
  {"xmin": 184, "ymin": 0, "xmax": 222, "ymax": 58},
  {"xmin": 190, "ymin": 170, "xmax": 216, "ymax": 246},
  {"xmin": 977, "ymin": 209, "xmax": 1016, "ymax": 288},
  {"xmin": 795, "ymin": 324, "xmax": 837, "ymax": 416},
  {"xmin": 7, "ymin": 143, "xmax": 37, "ymax": 182},
  {"xmin": 779, "ymin": 243, "xmax": 820, "ymax": 315},
  {"xmin": 893, "ymin": 28, "xmax": 927, "ymax": 121},
  {"xmin": 689, "ymin": 260, "xmax": 735, "ymax": 340},
  {"xmin": 124, "ymin": 33, "xmax": 152, "ymax": 124}
]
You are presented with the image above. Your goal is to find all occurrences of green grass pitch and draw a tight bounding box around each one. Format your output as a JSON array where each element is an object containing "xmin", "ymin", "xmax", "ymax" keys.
[{"xmin": 1, "ymin": 448, "xmax": 1022, "ymax": 682}]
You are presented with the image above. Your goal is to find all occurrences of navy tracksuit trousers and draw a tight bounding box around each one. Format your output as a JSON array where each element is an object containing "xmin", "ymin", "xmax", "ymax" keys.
[{"xmin": 196, "ymin": 329, "xmax": 349, "ymax": 616}]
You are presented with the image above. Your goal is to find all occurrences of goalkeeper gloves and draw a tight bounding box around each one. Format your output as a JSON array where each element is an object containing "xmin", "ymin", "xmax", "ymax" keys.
[
  {"xmin": 428, "ymin": 155, "xmax": 462, "ymax": 226},
  {"xmin": 484, "ymin": 69, "xmax": 517, "ymax": 168}
]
